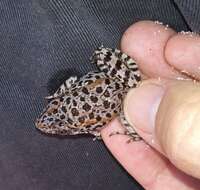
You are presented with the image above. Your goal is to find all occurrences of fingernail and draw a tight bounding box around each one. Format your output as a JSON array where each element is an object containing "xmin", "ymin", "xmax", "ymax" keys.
[{"xmin": 124, "ymin": 80, "xmax": 165, "ymax": 133}]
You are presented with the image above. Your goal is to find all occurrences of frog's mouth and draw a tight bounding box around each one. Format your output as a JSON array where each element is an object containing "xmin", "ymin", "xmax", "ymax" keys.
[
  {"xmin": 35, "ymin": 117, "xmax": 60, "ymax": 134},
  {"xmin": 35, "ymin": 118, "xmax": 79, "ymax": 136}
]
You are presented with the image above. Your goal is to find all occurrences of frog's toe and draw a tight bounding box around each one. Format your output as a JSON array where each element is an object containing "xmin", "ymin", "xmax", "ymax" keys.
[{"xmin": 109, "ymin": 130, "xmax": 142, "ymax": 142}]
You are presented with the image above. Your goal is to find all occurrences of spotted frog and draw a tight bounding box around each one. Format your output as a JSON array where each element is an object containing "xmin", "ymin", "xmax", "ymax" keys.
[{"xmin": 35, "ymin": 47, "xmax": 141, "ymax": 140}]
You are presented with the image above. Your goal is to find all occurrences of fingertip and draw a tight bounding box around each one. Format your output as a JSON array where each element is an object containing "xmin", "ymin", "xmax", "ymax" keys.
[
  {"xmin": 101, "ymin": 107, "xmax": 200, "ymax": 188},
  {"xmin": 121, "ymin": 20, "xmax": 182, "ymax": 78},
  {"xmin": 165, "ymin": 32, "xmax": 200, "ymax": 79}
]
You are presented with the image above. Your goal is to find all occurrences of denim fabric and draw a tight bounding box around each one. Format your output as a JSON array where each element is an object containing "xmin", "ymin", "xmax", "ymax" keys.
[
  {"xmin": 0, "ymin": 0, "xmax": 196, "ymax": 190},
  {"xmin": 175, "ymin": 0, "xmax": 200, "ymax": 32}
]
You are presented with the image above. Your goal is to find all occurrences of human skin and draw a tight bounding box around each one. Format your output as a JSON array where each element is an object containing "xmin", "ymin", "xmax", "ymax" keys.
[{"xmin": 101, "ymin": 21, "xmax": 200, "ymax": 190}]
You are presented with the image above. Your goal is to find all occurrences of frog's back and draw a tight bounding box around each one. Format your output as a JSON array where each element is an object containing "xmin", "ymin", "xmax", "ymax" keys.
[{"xmin": 67, "ymin": 74, "xmax": 126, "ymax": 131}]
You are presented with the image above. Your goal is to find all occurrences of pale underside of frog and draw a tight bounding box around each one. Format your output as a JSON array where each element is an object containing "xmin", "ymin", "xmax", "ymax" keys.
[{"xmin": 35, "ymin": 47, "xmax": 141, "ymax": 140}]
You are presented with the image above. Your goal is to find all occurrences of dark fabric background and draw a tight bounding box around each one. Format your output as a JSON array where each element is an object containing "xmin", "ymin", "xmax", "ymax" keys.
[{"xmin": 0, "ymin": 0, "xmax": 198, "ymax": 190}]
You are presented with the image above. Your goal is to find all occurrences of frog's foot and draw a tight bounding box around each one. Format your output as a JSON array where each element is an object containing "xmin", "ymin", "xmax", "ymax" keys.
[
  {"xmin": 45, "ymin": 76, "xmax": 78, "ymax": 99},
  {"xmin": 109, "ymin": 130, "xmax": 142, "ymax": 143},
  {"xmin": 116, "ymin": 112, "xmax": 142, "ymax": 142}
]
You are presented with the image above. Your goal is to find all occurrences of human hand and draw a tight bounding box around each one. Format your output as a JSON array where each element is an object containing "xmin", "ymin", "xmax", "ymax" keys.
[{"xmin": 101, "ymin": 20, "xmax": 200, "ymax": 189}]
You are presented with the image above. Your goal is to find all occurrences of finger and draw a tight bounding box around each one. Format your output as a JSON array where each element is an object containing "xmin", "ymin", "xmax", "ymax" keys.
[
  {"xmin": 124, "ymin": 79, "xmax": 200, "ymax": 179},
  {"xmin": 120, "ymin": 20, "xmax": 187, "ymax": 79},
  {"xmin": 101, "ymin": 119, "xmax": 200, "ymax": 189},
  {"xmin": 165, "ymin": 33, "xmax": 200, "ymax": 79}
]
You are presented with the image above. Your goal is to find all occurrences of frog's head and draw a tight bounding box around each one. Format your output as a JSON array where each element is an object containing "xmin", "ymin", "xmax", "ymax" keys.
[{"xmin": 35, "ymin": 98, "xmax": 77, "ymax": 136}]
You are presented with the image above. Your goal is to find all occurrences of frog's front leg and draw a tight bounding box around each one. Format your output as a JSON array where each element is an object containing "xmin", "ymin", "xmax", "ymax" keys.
[{"xmin": 46, "ymin": 76, "xmax": 78, "ymax": 99}]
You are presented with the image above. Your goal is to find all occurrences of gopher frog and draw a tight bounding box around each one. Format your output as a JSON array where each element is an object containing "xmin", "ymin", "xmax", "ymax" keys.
[{"xmin": 35, "ymin": 47, "xmax": 141, "ymax": 140}]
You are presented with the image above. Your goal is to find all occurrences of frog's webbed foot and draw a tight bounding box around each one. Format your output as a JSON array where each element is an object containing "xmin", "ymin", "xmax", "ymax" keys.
[{"xmin": 45, "ymin": 76, "xmax": 78, "ymax": 99}]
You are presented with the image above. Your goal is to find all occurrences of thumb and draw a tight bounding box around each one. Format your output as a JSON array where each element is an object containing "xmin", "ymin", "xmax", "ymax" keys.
[{"xmin": 124, "ymin": 79, "xmax": 200, "ymax": 179}]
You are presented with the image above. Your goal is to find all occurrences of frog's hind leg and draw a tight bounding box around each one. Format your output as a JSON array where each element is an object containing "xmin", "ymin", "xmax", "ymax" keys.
[
  {"xmin": 46, "ymin": 76, "xmax": 78, "ymax": 99},
  {"xmin": 90, "ymin": 46, "xmax": 112, "ymax": 73},
  {"xmin": 91, "ymin": 47, "xmax": 141, "ymax": 88},
  {"xmin": 114, "ymin": 49, "xmax": 141, "ymax": 88},
  {"xmin": 109, "ymin": 111, "xmax": 142, "ymax": 142}
]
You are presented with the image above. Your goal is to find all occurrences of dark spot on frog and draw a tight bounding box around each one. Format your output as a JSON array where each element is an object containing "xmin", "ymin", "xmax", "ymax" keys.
[
  {"xmin": 53, "ymin": 109, "xmax": 58, "ymax": 114},
  {"xmin": 96, "ymin": 87, "xmax": 103, "ymax": 93},
  {"xmin": 60, "ymin": 115, "xmax": 65, "ymax": 120},
  {"xmin": 93, "ymin": 124, "xmax": 102, "ymax": 130},
  {"xmin": 96, "ymin": 115, "xmax": 102, "ymax": 121},
  {"xmin": 104, "ymin": 90, "xmax": 110, "ymax": 97},
  {"xmin": 82, "ymin": 103, "xmax": 91, "ymax": 112},
  {"xmin": 72, "ymin": 91, "xmax": 78, "ymax": 97},
  {"xmin": 58, "ymin": 122, "xmax": 63, "ymax": 127},
  {"xmin": 104, "ymin": 55, "xmax": 111, "ymax": 62},
  {"xmin": 124, "ymin": 56, "xmax": 131, "ymax": 61},
  {"xmin": 66, "ymin": 97, "xmax": 71, "ymax": 104},
  {"xmin": 42, "ymin": 115, "xmax": 47, "ymax": 119},
  {"xmin": 61, "ymin": 106, "xmax": 67, "ymax": 113},
  {"xmin": 51, "ymin": 100, "xmax": 59, "ymax": 105},
  {"xmin": 125, "ymin": 70, "xmax": 130, "ymax": 77},
  {"xmin": 102, "ymin": 121, "xmax": 107, "ymax": 125},
  {"xmin": 82, "ymin": 87, "xmax": 89, "ymax": 94},
  {"xmin": 80, "ymin": 96, "xmax": 85, "ymax": 101},
  {"xmin": 90, "ymin": 96, "xmax": 98, "ymax": 103},
  {"xmin": 134, "ymin": 74, "xmax": 141, "ymax": 82},
  {"xmin": 106, "ymin": 113, "xmax": 112, "ymax": 118},
  {"xmin": 72, "ymin": 100, "xmax": 77, "ymax": 106},
  {"xmin": 117, "ymin": 93, "xmax": 123, "ymax": 99},
  {"xmin": 89, "ymin": 112, "xmax": 94, "ymax": 119},
  {"xmin": 78, "ymin": 116, "xmax": 85, "ymax": 123},
  {"xmin": 117, "ymin": 52, "xmax": 123, "ymax": 58},
  {"xmin": 113, "ymin": 110, "xmax": 118, "ymax": 114},
  {"xmin": 71, "ymin": 108, "xmax": 79, "ymax": 116},
  {"xmin": 115, "ymin": 83, "xmax": 120, "ymax": 90},
  {"xmin": 105, "ymin": 78, "xmax": 110, "ymax": 85},
  {"xmin": 115, "ymin": 60, "xmax": 122, "ymax": 70},
  {"xmin": 48, "ymin": 117, "xmax": 54, "ymax": 121},
  {"xmin": 55, "ymin": 118, "xmax": 60, "ymax": 122},
  {"xmin": 111, "ymin": 103, "xmax": 116, "ymax": 109},
  {"xmin": 47, "ymin": 112, "xmax": 52, "ymax": 116},
  {"xmin": 110, "ymin": 69, "xmax": 117, "ymax": 76},
  {"xmin": 103, "ymin": 101, "xmax": 110, "ymax": 109},
  {"xmin": 67, "ymin": 118, "xmax": 73, "ymax": 124},
  {"xmin": 60, "ymin": 97, "xmax": 64, "ymax": 102},
  {"xmin": 95, "ymin": 75, "xmax": 100, "ymax": 79},
  {"xmin": 106, "ymin": 51, "xmax": 112, "ymax": 57},
  {"xmin": 85, "ymin": 80, "xmax": 93, "ymax": 85}
]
